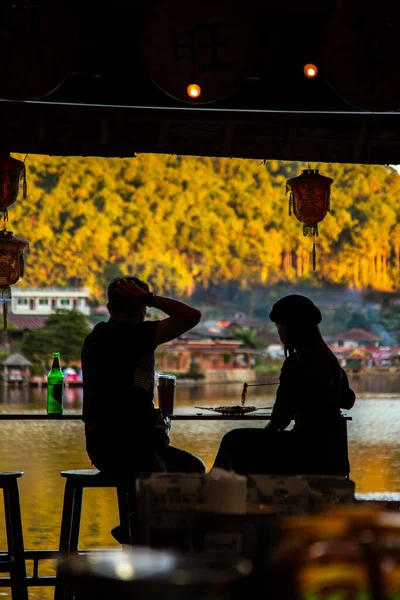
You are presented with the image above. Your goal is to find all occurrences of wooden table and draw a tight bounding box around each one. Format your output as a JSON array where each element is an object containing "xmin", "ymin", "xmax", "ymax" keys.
[
  {"xmin": 0, "ymin": 413, "xmax": 351, "ymax": 421},
  {"xmin": 0, "ymin": 412, "xmax": 273, "ymax": 420}
]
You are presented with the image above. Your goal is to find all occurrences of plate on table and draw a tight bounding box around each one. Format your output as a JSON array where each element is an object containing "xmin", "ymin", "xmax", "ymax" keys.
[{"xmin": 195, "ymin": 405, "xmax": 270, "ymax": 416}]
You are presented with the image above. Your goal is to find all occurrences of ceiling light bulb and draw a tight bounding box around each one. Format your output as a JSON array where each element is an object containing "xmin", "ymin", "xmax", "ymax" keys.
[
  {"xmin": 304, "ymin": 63, "xmax": 318, "ymax": 78},
  {"xmin": 187, "ymin": 84, "xmax": 201, "ymax": 98}
]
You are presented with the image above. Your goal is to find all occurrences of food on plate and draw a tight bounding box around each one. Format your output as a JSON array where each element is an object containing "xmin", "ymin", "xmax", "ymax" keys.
[
  {"xmin": 194, "ymin": 405, "xmax": 258, "ymax": 414},
  {"xmin": 215, "ymin": 405, "xmax": 256, "ymax": 413},
  {"xmin": 195, "ymin": 405, "xmax": 271, "ymax": 414}
]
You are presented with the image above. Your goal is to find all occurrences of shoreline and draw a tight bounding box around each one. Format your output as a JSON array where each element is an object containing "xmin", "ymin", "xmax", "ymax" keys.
[{"xmin": 21, "ymin": 365, "xmax": 400, "ymax": 389}]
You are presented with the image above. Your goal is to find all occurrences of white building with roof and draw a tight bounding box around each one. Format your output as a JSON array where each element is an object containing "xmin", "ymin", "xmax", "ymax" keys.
[{"xmin": 11, "ymin": 288, "xmax": 90, "ymax": 316}]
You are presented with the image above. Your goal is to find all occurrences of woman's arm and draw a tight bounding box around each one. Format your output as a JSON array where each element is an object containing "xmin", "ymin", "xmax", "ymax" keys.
[
  {"xmin": 340, "ymin": 369, "xmax": 356, "ymax": 409},
  {"xmin": 267, "ymin": 358, "xmax": 295, "ymax": 430}
]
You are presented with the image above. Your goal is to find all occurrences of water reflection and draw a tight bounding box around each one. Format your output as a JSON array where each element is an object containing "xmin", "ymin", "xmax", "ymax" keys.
[
  {"xmin": 0, "ymin": 376, "xmax": 399, "ymax": 599},
  {"xmin": 350, "ymin": 373, "xmax": 400, "ymax": 394}
]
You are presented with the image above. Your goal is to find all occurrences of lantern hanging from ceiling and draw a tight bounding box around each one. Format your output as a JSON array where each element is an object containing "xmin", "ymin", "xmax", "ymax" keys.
[
  {"xmin": 286, "ymin": 168, "xmax": 333, "ymax": 270},
  {"xmin": 0, "ymin": 153, "xmax": 27, "ymax": 228},
  {"xmin": 0, "ymin": 230, "xmax": 28, "ymax": 331}
]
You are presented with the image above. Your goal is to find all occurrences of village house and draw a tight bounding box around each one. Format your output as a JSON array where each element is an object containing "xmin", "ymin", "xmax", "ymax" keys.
[
  {"xmin": 343, "ymin": 348, "xmax": 369, "ymax": 371},
  {"xmin": 6, "ymin": 288, "xmax": 91, "ymax": 332},
  {"xmin": 11, "ymin": 288, "xmax": 90, "ymax": 316},
  {"xmin": 156, "ymin": 335, "xmax": 257, "ymax": 382},
  {"xmin": 1, "ymin": 353, "xmax": 32, "ymax": 387},
  {"xmin": 333, "ymin": 328, "xmax": 381, "ymax": 349}
]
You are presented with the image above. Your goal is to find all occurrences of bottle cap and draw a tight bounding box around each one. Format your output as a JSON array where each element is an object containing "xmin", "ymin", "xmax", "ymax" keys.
[{"xmin": 157, "ymin": 373, "xmax": 176, "ymax": 387}]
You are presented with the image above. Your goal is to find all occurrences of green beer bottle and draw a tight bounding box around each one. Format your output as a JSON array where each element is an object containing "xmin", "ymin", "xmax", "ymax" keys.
[{"xmin": 47, "ymin": 352, "xmax": 64, "ymax": 414}]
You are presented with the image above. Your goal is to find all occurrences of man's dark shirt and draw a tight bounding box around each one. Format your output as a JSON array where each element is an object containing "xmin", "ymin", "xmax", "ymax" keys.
[{"xmin": 81, "ymin": 320, "xmax": 159, "ymax": 434}]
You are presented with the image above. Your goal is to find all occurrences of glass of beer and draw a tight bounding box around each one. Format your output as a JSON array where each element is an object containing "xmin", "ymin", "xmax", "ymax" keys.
[{"xmin": 157, "ymin": 374, "xmax": 176, "ymax": 414}]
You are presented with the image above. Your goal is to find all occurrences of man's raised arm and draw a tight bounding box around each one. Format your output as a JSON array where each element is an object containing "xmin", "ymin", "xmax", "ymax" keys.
[
  {"xmin": 111, "ymin": 278, "xmax": 201, "ymax": 345},
  {"xmin": 152, "ymin": 295, "xmax": 201, "ymax": 345}
]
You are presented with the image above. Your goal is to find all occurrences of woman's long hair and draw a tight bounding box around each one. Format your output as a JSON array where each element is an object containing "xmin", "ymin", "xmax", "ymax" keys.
[{"xmin": 285, "ymin": 324, "xmax": 342, "ymax": 385}]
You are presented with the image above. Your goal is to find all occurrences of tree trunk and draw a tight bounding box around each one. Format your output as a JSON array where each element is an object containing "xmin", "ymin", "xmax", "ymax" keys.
[
  {"xmin": 376, "ymin": 250, "xmax": 382, "ymax": 285},
  {"xmin": 296, "ymin": 248, "xmax": 303, "ymax": 278},
  {"xmin": 383, "ymin": 253, "xmax": 388, "ymax": 287},
  {"xmin": 353, "ymin": 256, "xmax": 360, "ymax": 289},
  {"xmin": 283, "ymin": 250, "xmax": 291, "ymax": 276},
  {"xmin": 371, "ymin": 252, "xmax": 376, "ymax": 287},
  {"xmin": 260, "ymin": 265, "xmax": 268, "ymax": 284},
  {"xmin": 360, "ymin": 257, "xmax": 368, "ymax": 288},
  {"xmin": 303, "ymin": 251, "xmax": 310, "ymax": 275}
]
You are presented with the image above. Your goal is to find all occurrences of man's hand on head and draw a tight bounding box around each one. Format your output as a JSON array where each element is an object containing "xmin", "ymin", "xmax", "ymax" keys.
[{"xmin": 113, "ymin": 278, "xmax": 147, "ymax": 304}]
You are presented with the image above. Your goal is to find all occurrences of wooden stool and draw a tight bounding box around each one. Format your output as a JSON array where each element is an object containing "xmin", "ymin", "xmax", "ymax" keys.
[
  {"xmin": 54, "ymin": 469, "xmax": 135, "ymax": 600},
  {"xmin": 0, "ymin": 472, "xmax": 28, "ymax": 600}
]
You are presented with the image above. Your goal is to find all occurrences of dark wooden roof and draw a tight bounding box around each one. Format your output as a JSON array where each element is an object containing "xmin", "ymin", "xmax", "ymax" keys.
[
  {"xmin": 2, "ymin": 353, "xmax": 32, "ymax": 367},
  {"xmin": 2, "ymin": 0, "xmax": 400, "ymax": 163},
  {"xmin": 6, "ymin": 101, "xmax": 400, "ymax": 165}
]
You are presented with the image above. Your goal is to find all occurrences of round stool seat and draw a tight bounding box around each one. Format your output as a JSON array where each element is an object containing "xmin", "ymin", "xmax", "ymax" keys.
[
  {"xmin": 61, "ymin": 469, "xmax": 101, "ymax": 477},
  {"xmin": 60, "ymin": 469, "xmax": 133, "ymax": 487},
  {"xmin": 0, "ymin": 471, "xmax": 23, "ymax": 479}
]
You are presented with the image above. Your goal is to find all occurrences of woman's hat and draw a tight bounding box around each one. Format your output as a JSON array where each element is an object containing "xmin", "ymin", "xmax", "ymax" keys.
[{"xmin": 269, "ymin": 294, "xmax": 322, "ymax": 326}]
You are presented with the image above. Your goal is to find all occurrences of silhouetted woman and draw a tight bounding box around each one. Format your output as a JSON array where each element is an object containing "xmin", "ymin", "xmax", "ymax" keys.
[{"xmin": 214, "ymin": 295, "xmax": 356, "ymax": 476}]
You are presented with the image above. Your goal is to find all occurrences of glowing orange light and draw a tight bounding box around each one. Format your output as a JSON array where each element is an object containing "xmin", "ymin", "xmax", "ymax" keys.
[
  {"xmin": 304, "ymin": 63, "xmax": 318, "ymax": 78},
  {"xmin": 187, "ymin": 84, "xmax": 201, "ymax": 98}
]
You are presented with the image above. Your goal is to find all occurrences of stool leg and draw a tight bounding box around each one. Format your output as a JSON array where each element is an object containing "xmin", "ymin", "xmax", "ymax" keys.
[
  {"xmin": 116, "ymin": 486, "xmax": 135, "ymax": 546},
  {"xmin": 3, "ymin": 481, "xmax": 28, "ymax": 600},
  {"xmin": 55, "ymin": 481, "xmax": 83, "ymax": 600},
  {"xmin": 58, "ymin": 481, "xmax": 83, "ymax": 554}
]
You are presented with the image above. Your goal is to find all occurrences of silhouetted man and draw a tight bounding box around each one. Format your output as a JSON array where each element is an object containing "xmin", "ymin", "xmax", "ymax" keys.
[{"xmin": 82, "ymin": 276, "xmax": 205, "ymax": 477}]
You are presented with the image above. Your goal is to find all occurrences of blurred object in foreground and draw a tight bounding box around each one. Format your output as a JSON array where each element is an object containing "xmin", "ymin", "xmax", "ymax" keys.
[
  {"xmin": 247, "ymin": 475, "xmax": 355, "ymax": 515},
  {"xmin": 57, "ymin": 548, "xmax": 252, "ymax": 600},
  {"xmin": 270, "ymin": 506, "xmax": 400, "ymax": 600},
  {"xmin": 136, "ymin": 473, "xmax": 207, "ymax": 550}
]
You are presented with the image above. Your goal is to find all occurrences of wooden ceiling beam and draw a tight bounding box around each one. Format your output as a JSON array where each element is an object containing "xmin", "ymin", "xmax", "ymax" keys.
[{"xmin": 2, "ymin": 100, "xmax": 400, "ymax": 164}]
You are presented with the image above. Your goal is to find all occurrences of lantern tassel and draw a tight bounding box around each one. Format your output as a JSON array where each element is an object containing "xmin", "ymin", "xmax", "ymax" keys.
[
  {"xmin": 0, "ymin": 287, "xmax": 11, "ymax": 332},
  {"xmin": 3, "ymin": 302, "xmax": 7, "ymax": 332},
  {"xmin": 22, "ymin": 163, "xmax": 27, "ymax": 199},
  {"xmin": 286, "ymin": 184, "xmax": 293, "ymax": 216},
  {"xmin": 312, "ymin": 237, "xmax": 316, "ymax": 271}
]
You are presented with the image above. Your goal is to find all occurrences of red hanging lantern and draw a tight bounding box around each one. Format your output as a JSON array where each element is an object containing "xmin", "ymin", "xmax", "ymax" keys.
[
  {"xmin": 0, "ymin": 153, "xmax": 27, "ymax": 227},
  {"xmin": 0, "ymin": 230, "xmax": 28, "ymax": 330},
  {"xmin": 286, "ymin": 168, "xmax": 333, "ymax": 270}
]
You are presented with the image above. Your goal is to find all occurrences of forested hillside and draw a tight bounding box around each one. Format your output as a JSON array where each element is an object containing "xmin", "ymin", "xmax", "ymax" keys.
[{"xmin": 9, "ymin": 154, "xmax": 400, "ymax": 303}]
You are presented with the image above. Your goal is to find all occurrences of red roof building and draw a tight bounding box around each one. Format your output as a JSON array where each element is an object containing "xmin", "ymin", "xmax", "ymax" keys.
[
  {"xmin": 158, "ymin": 338, "xmax": 257, "ymax": 374},
  {"xmin": 334, "ymin": 328, "xmax": 381, "ymax": 349},
  {"xmin": 8, "ymin": 315, "xmax": 48, "ymax": 331}
]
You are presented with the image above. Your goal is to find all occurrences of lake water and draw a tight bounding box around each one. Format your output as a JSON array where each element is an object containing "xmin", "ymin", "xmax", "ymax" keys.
[{"xmin": 0, "ymin": 374, "xmax": 400, "ymax": 598}]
